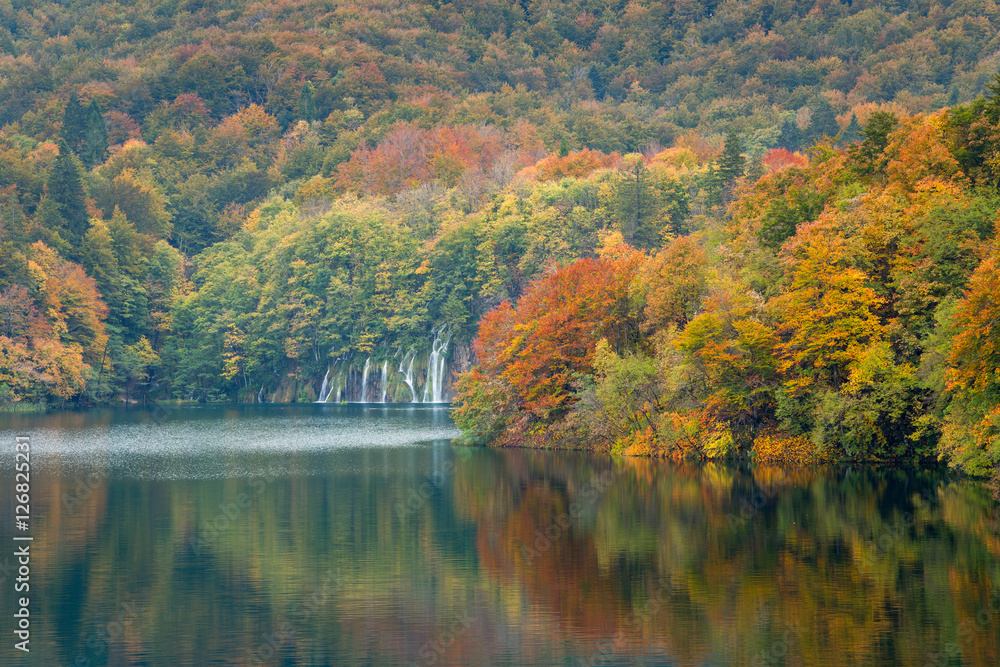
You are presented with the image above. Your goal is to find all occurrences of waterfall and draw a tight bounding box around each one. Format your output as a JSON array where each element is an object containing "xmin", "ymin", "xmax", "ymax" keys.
[
  {"xmin": 316, "ymin": 367, "xmax": 331, "ymax": 403},
  {"xmin": 258, "ymin": 385, "xmax": 264, "ymax": 403},
  {"xmin": 360, "ymin": 357, "xmax": 371, "ymax": 403},
  {"xmin": 380, "ymin": 360, "xmax": 388, "ymax": 402},
  {"xmin": 422, "ymin": 328, "xmax": 452, "ymax": 403},
  {"xmin": 399, "ymin": 351, "xmax": 417, "ymax": 402}
]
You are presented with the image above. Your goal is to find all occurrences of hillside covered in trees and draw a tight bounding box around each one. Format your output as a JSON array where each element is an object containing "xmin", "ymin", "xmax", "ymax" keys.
[{"xmin": 2, "ymin": 0, "xmax": 1000, "ymax": 472}]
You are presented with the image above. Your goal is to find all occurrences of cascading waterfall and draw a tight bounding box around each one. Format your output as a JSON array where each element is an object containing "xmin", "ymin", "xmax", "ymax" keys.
[
  {"xmin": 422, "ymin": 328, "xmax": 452, "ymax": 403},
  {"xmin": 360, "ymin": 357, "xmax": 371, "ymax": 403},
  {"xmin": 316, "ymin": 367, "xmax": 331, "ymax": 403},
  {"xmin": 380, "ymin": 360, "xmax": 388, "ymax": 402},
  {"xmin": 258, "ymin": 385, "xmax": 264, "ymax": 403},
  {"xmin": 315, "ymin": 331, "xmax": 454, "ymax": 405},
  {"xmin": 399, "ymin": 351, "xmax": 417, "ymax": 402}
]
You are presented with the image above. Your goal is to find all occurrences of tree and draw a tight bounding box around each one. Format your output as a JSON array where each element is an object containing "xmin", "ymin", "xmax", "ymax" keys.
[
  {"xmin": 777, "ymin": 117, "xmax": 802, "ymax": 151},
  {"xmin": 91, "ymin": 170, "xmax": 172, "ymax": 238},
  {"xmin": 635, "ymin": 235, "xmax": 707, "ymax": 328},
  {"xmin": 45, "ymin": 140, "xmax": 90, "ymax": 249},
  {"xmin": 27, "ymin": 241, "xmax": 109, "ymax": 364},
  {"xmin": 840, "ymin": 113, "xmax": 861, "ymax": 145},
  {"xmin": 611, "ymin": 154, "xmax": 659, "ymax": 249},
  {"xmin": 941, "ymin": 232, "xmax": 1000, "ymax": 475},
  {"xmin": 808, "ymin": 96, "xmax": 840, "ymax": 143},
  {"xmin": 849, "ymin": 111, "xmax": 897, "ymax": 178},
  {"xmin": 60, "ymin": 92, "xmax": 86, "ymax": 154},
  {"xmin": 460, "ymin": 248, "xmax": 643, "ymax": 424},
  {"xmin": 298, "ymin": 82, "xmax": 316, "ymax": 122},
  {"xmin": 718, "ymin": 129, "xmax": 745, "ymax": 182},
  {"xmin": 772, "ymin": 219, "xmax": 885, "ymax": 392},
  {"xmin": 81, "ymin": 100, "xmax": 108, "ymax": 167}
]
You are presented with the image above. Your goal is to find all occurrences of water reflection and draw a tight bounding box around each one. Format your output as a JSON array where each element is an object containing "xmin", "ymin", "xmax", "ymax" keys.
[{"xmin": 0, "ymin": 407, "xmax": 998, "ymax": 666}]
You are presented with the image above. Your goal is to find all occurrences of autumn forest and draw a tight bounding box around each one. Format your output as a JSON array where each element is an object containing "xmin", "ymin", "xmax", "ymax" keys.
[{"xmin": 2, "ymin": 0, "xmax": 1000, "ymax": 474}]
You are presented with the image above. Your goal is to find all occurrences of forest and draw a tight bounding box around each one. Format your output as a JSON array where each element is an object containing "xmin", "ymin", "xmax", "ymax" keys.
[{"xmin": 1, "ymin": 0, "xmax": 1000, "ymax": 472}]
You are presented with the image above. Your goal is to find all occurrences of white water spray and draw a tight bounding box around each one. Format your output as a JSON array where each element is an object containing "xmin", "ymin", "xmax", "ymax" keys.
[
  {"xmin": 422, "ymin": 328, "xmax": 452, "ymax": 403},
  {"xmin": 380, "ymin": 360, "xmax": 388, "ymax": 402},
  {"xmin": 316, "ymin": 367, "xmax": 331, "ymax": 403},
  {"xmin": 399, "ymin": 351, "xmax": 417, "ymax": 402},
  {"xmin": 360, "ymin": 357, "xmax": 371, "ymax": 403}
]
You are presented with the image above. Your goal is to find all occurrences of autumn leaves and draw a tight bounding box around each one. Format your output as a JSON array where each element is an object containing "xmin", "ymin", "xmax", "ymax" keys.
[{"xmin": 455, "ymin": 111, "xmax": 1000, "ymax": 473}]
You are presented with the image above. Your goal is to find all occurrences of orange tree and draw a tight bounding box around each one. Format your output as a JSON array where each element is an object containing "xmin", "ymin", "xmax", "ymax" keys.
[{"xmin": 453, "ymin": 245, "xmax": 643, "ymax": 444}]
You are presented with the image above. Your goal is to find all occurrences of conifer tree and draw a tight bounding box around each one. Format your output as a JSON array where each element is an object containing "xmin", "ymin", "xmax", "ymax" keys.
[
  {"xmin": 777, "ymin": 117, "xmax": 801, "ymax": 151},
  {"xmin": 719, "ymin": 129, "xmax": 745, "ymax": 182},
  {"xmin": 808, "ymin": 96, "xmax": 840, "ymax": 143},
  {"xmin": 45, "ymin": 139, "xmax": 90, "ymax": 250},
  {"xmin": 82, "ymin": 100, "xmax": 108, "ymax": 167},
  {"xmin": 60, "ymin": 92, "xmax": 86, "ymax": 154},
  {"xmin": 839, "ymin": 113, "xmax": 861, "ymax": 145},
  {"xmin": 299, "ymin": 81, "xmax": 316, "ymax": 122}
]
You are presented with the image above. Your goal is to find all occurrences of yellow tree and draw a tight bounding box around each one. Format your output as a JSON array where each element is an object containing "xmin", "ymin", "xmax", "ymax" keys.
[
  {"xmin": 941, "ymin": 229, "xmax": 1000, "ymax": 475},
  {"xmin": 771, "ymin": 216, "xmax": 885, "ymax": 392}
]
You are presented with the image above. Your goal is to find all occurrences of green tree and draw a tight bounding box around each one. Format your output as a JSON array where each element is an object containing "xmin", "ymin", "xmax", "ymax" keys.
[
  {"xmin": 808, "ymin": 97, "xmax": 840, "ymax": 143},
  {"xmin": 60, "ymin": 92, "xmax": 86, "ymax": 154},
  {"xmin": 839, "ymin": 113, "xmax": 861, "ymax": 145},
  {"xmin": 849, "ymin": 111, "xmax": 898, "ymax": 178},
  {"xmin": 611, "ymin": 154, "xmax": 659, "ymax": 249},
  {"xmin": 298, "ymin": 82, "xmax": 316, "ymax": 122},
  {"xmin": 719, "ymin": 129, "xmax": 745, "ymax": 182},
  {"xmin": 81, "ymin": 100, "xmax": 108, "ymax": 168},
  {"xmin": 777, "ymin": 117, "xmax": 801, "ymax": 151},
  {"xmin": 45, "ymin": 140, "xmax": 90, "ymax": 249}
]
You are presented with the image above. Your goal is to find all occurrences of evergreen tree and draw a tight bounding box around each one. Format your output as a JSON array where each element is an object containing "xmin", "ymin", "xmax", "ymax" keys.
[
  {"xmin": 839, "ymin": 113, "xmax": 861, "ymax": 145},
  {"xmin": 777, "ymin": 117, "xmax": 801, "ymax": 151},
  {"xmin": 612, "ymin": 155, "xmax": 659, "ymax": 249},
  {"xmin": 588, "ymin": 64, "xmax": 605, "ymax": 99},
  {"xmin": 719, "ymin": 129, "xmax": 745, "ymax": 182},
  {"xmin": 808, "ymin": 96, "xmax": 840, "ymax": 143},
  {"xmin": 558, "ymin": 137, "xmax": 570, "ymax": 157},
  {"xmin": 298, "ymin": 81, "xmax": 316, "ymax": 122},
  {"xmin": 984, "ymin": 73, "xmax": 1000, "ymax": 124},
  {"xmin": 60, "ymin": 92, "xmax": 86, "ymax": 154},
  {"xmin": 702, "ymin": 161, "xmax": 724, "ymax": 207},
  {"xmin": 82, "ymin": 99, "xmax": 108, "ymax": 167},
  {"xmin": 45, "ymin": 139, "xmax": 90, "ymax": 250}
]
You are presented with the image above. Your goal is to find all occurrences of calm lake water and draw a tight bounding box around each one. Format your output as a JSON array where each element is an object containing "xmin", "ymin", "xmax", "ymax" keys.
[{"xmin": 1, "ymin": 404, "xmax": 999, "ymax": 666}]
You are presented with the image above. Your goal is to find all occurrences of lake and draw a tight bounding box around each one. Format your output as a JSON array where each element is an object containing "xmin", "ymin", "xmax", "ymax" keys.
[{"xmin": 1, "ymin": 404, "xmax": 999, "ymax": 666}]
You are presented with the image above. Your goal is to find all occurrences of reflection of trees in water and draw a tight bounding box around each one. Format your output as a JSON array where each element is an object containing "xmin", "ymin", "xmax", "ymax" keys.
[
  {"xmin": 456, "ymin": 452, "xmax": 1000, "ymax": 666},
  {"xmin": 19, "ymin": 447, "xmax": 1000, "ymax": 666}
]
